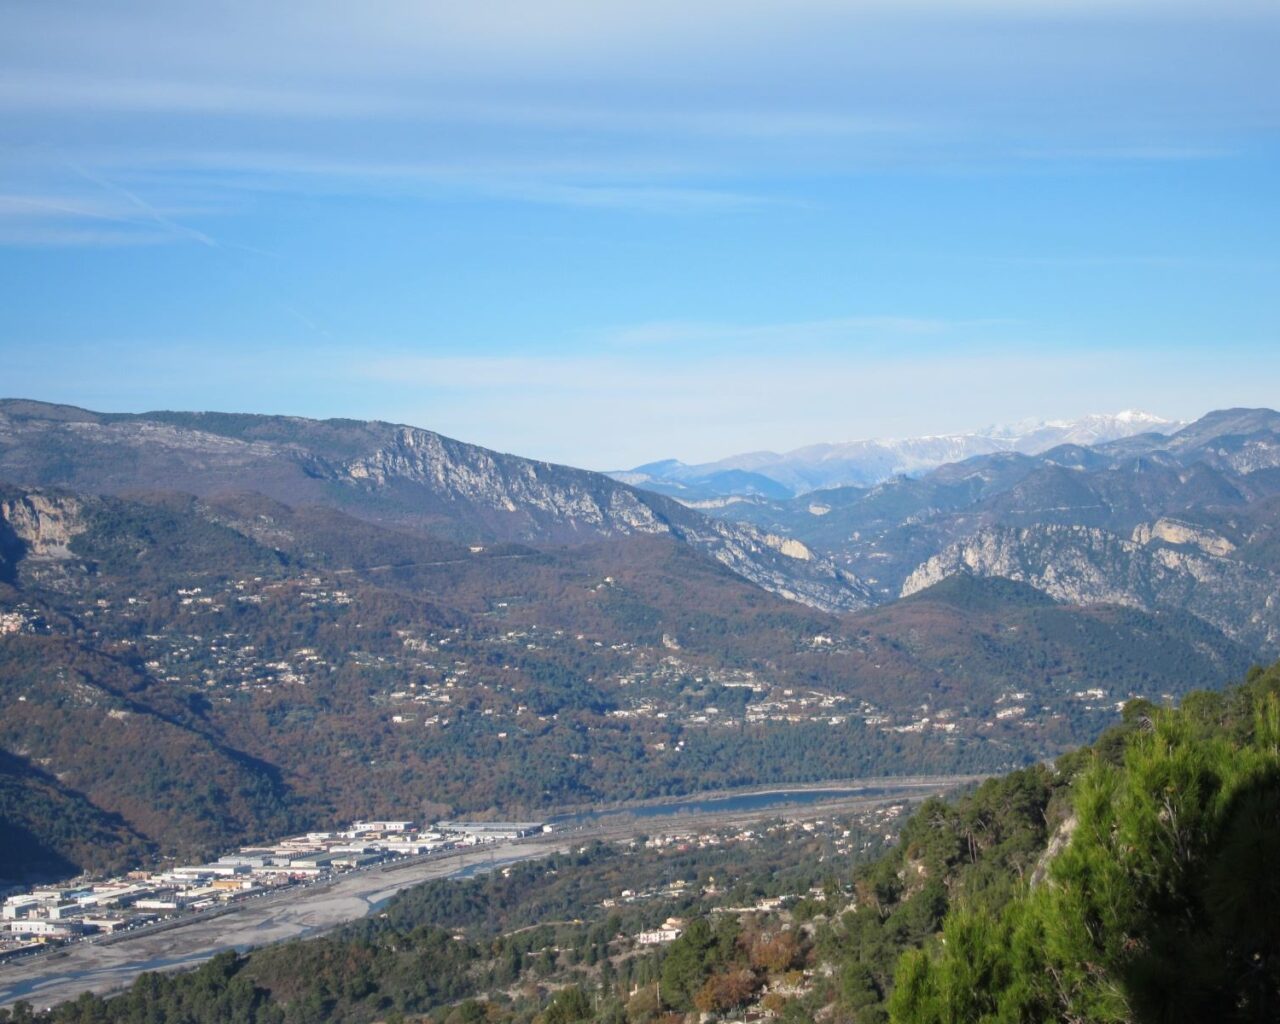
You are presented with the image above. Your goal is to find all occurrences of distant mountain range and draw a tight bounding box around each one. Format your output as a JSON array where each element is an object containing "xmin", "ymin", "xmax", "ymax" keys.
[
  {"xmin": 613, "ymin": 411, "xmax": 1179, "ymax": 500},
  {"xmin": 699, "ymin": 406, "xmax": 1280, "ymax": 650}
]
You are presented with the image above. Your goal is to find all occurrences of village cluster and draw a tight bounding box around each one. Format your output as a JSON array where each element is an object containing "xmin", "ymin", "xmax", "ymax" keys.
[
  {"xmin": 605, "ymin": 803, "xmax": 909, "ymax": 946},
  {"xmin": 0, "ymin": 818, "xmax": 546, "ymax": 962},
  {"xmin": 10, "ymin": 564, "xmax": 1134, "ymax": 760}
]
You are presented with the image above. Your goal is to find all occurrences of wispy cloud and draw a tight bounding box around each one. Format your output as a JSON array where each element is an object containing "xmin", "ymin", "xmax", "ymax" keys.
[
  {"xmin": 0, "ymin": 73, "xmax": 917, "ymax": 141},
  {"xmin": 488, "ymin": 181, "xmax": 797, "ymax": 212},
  {"xmin": 64, "ymin": 162, "xmax": 219, "ymax": 248},
  {"xmin": 1, "ymin": 0, "xmax": 1274, "ymax": 249},
  {"xmin": 0, "ymin": 75, "xmax": 408, "ymax": 119},
  {"xmin": 0, "ymin": 225, "xmax": 177, "ymax": 248},
  {"xmin": 0, "ymin": 149, "xmax": 795, "ymax": 244},
  {"xmin": 1, "ymin": 0, "xmax": 1275, "ymax": 461},
  {"xmin": 0, "ymin": 183, "xmax": 219, "ymax": 247},
  {"xmin": 4, "ymin": 3, "xmax": 1273, "ymax": 162},
  {"xmin": 0, "ymin": 192, "xmax": 145, "ymax": 222},
  {"xmin": 1011, "ymin": 145, "xmax": 1235, "ymax": 163}
]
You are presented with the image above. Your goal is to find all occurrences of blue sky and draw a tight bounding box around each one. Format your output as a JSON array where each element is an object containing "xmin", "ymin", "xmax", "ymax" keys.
[{"xmin": 2, "ymin": 1, "xmax": 1277, "ymax": 468}]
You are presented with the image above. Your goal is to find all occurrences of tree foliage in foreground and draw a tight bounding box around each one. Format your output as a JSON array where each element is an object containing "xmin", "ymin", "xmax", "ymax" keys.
[{"xmin": 891, "ymin": 663, "xmax": 1280, "ymax": 1024}]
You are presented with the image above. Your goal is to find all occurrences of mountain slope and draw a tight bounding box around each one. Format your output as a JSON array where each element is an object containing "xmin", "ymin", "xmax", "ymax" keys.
[
  {"xmin": 28, "ymin": 663, "xmax": 1280, "ymax": 1024},
  {"xmin": 0, "ymin": 400, "xmax": 871, "ymax": 613},
  {"xmin": 901, "ymin": 524, "xmax": 1280, "ymax": 650},
  {"xmin": 689, "ymin": 408, "xmax": 1280, "ymax": 643},
  {"xmin": 891, "ymin": 662, "xmax": 1280, "ymax": 1023},
  {"xmin": 840, "ymin": 572, "xmax": 1252, "ymax": 729},
  {"xmin": 0, "ymin": 630, "xmax": 302, "ymax": 875},
  {"xmin": 0, "ymin": 748, "xmax": 154, "ymax": 885},
  {"xmin": 0, "ymin": 475, "xmax": 1255, "ymax": 882},
  {"xmin": 0, "ymin": 482, "xmax": 963, "ymax": 880},
  {"xmin": 0, "ymin": 401, "xmax": 1272, "ymax": 884}
]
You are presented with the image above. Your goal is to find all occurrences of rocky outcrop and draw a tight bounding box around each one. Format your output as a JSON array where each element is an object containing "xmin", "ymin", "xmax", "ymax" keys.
[
  {"xmin": 1030, "ymin": 814, "xmax": 1078, "ymax": 889},
  {"xmin": 344, "ymin": 433, "xmax": 864, "ymax": 607},
  {"xmin": 336, "ymin": 427, "xmax": 870, "ymax": 610},
  {"xmin": 345, "ymin": 427, "xmax": 670, "ymax": 535},
  {"xmin": 762, "ymin": 534, "xmax": 815, "ymax": 561},
  {"xmin": 0, "ymin": 493, "xmax": 86, "ymax": 559},
  {"xmin": 901, "ymin": 525, "xmax": 1144, "ymax": 606},
  {"xmin": 901, "ymin": 523, "xmax": 1280, "ymax": 651},
  {"xmin": 1132, "ymin": 518, "xmax": 1235, "ymax": 557},
  {"xmin": 1207, "ymin": 436, "xmax": 1280, "ymax": 474},
  {"xmin": 674, "ymin": 518, "xmax": 869, "ymax": 611}
]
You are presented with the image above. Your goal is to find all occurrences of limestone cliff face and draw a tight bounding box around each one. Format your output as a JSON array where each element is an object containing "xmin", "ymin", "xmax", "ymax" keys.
[
  {"xmin": 0, "ymin": 493, "xmax": 86, "ymax": 559},
  {"xmin": 677, "ymin": 518, "xmax": 866, "ymax": 610},
  {"xmin": 344, "ymin": 427, "xmax": 669, "ymax": 535},
  {"xmin": 0, "ymin": 404, "xmax": 873, "ymax": 614},
  {"xmin": 901, "ymin": 523, "xmax": 1280, "ymax": 650},
  {"xmin": 334, "ymin": 428, "xmax": 867, "ymax": 607},
  {"xmin": 1131, "ymin": 518, "xmax": 1235, "ymax": 557},
  {"xmin": 339, "ymin": 428, "xmax": 867, "ymax": 609},
  {"xmin": 1202, "ymin": 436, "xmax": 1280, "ymax": 475},
  {"xmin": 762, "ymin": 534, "xmax": 814, "ymax": 561},
  {"xmin": 902, "ymin": 525, "xmax": 1140, "ymax": 606},
  {"xmin": 1030, "ymin": 815, "xmax": 1078, "ymax": 890}
]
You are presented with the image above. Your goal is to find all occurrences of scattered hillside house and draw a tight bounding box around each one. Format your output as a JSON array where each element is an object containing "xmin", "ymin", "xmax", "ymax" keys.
[{"xmin": 637, "ymin": 916, "xmax": 686, "ymax": 945}]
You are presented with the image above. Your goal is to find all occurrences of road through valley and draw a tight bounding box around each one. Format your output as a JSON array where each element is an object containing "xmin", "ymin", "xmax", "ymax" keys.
[{"xmin": 0, "ymin": 775, "xmax": 978, "ymax": 1011}]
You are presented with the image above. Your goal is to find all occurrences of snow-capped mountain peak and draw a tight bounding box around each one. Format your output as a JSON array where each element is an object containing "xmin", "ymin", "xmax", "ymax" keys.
[
  {"xmin": 987, "ymin": 411, "xmax": 1179, "ymax": 451},
  {"xmin": 617, "ymin": 411, "xmax": 1182, "ymax": 499}
]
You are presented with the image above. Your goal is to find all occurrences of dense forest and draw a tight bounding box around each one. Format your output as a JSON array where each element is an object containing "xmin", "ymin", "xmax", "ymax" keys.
[{"xmin": 11, "ymin": 662, "xmax": 1280, "ymax": 1024}]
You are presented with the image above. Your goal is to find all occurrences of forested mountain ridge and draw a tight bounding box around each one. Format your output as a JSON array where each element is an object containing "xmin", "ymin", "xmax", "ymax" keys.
[
  {"xmin": 0, "ymin": 400, "xmax": 871, "ymax": 614},
  {"xmin": 18, "ymin": 662, "xmax": 1280, "ymax": 1024},
  {"xmin": 889, "ymin": 661, "xmax": 1280, "ymax": 1023}
]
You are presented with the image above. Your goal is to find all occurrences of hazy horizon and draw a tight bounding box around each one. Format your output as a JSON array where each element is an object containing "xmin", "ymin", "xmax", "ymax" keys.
[{"xmin": 0, "ymin": 394, "xmax": 1225, "ymax": 474}]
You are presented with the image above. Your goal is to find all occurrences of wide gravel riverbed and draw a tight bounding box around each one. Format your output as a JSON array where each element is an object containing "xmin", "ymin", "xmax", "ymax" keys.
[{"xmin": 0, "ymin": 775, "xmax": 977, "ymax": 1011}]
